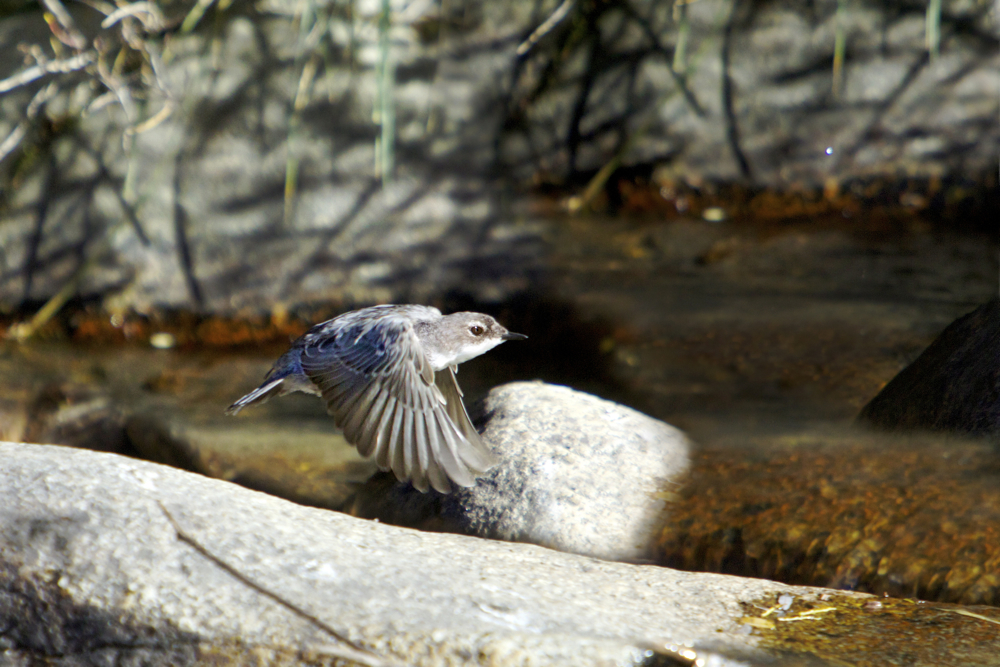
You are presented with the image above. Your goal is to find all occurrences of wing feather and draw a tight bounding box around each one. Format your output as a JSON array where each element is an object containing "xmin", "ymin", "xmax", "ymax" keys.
[
  {"xmin": 434, "ymin": 369, "xmax": 495, "ymax": 474},
  {"xmin": 414, "ymin": 410, "xmax": 428, "ymax": 473},
  {"xmin": 359, "ymin": 389, "xmax": 390, "ymax": 450},
  {"xmin": 372, "ymin": 397, "xmax": 395, "ymax": 469},
  {"xmin": 388, "ymin": 401, "xmax": 406, "ymax": 477},
  {"xmin": 299, "ymin": 307, "xmax": 495, "ymax": 492},
  {"xmin": 433, "ymin": 416, "xmax": 475, "ymax": 488},
  {"xmin": 342, "ymin": 382, "xmax": 382, "ymax": 446}
]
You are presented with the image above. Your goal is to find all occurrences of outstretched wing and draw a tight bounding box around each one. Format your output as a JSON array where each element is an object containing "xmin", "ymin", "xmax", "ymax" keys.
[{"xmin": 299, "ymin": 312, "xmax": 494, "ymax": 493}]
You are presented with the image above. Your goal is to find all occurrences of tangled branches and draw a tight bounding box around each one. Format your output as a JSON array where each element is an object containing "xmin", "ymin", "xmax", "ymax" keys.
[{"xmin": 0, "ymin": 0, "xmax": 182, "ymax": 167}]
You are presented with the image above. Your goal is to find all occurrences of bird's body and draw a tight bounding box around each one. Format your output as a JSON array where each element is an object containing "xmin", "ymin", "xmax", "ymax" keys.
[{"xmin": 227, "ymin": 305, "xmax": 526, "ymax": 493}]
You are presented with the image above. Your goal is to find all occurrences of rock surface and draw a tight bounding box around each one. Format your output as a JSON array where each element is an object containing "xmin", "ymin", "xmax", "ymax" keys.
[
  {"xmin": 350, "ymin": 381, "xmax": 689, "ymax": 562},
  {"xmin": 1, "ymin": 0, "xmax": 996, "ymax": 313},
  {"xmin": 858, "ymin": 297, "xmax": 1000, "ymax": 433},
  {"xmin": 0, "ymin": 441, "xmax": 848, "ymax": 666}
]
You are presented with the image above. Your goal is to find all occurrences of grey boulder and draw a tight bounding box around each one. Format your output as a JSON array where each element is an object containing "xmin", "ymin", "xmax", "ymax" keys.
[
  {"xmin": 349, "ymin": 381, "xmax": 690, "ymax": 562},
  {"xmin": 0, "ymin": 441, "xmax": 846, "ymax": 666},
  {"xmin": 858, "ymin": 297, "xmax": 1000, "ymax": 434}
]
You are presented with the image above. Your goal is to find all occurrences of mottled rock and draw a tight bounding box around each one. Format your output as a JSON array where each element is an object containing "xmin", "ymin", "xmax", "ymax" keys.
[
  {"xmin": 858, "ymin": 297, "xmax": 1000, "ymax": 433},
  {"xmin": 0, "ymin": 441, "xmax": 849, "ymax": 666},
  {"xmin": 349, "ymin": 381, "xmax": 690, "ymax": 562},
  {"xmin": 1, "ymin": 0, "xmax": 996, "ymax": 313}
]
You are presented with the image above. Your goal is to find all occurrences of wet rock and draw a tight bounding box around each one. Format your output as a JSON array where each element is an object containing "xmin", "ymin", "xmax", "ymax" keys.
[
  {"xmin": 858, "ymin": 297, "xmax": 1000, "ymax": 434},
  {"xmin": 0, "ymin": 441, "xmax": 850, "ymax": 666},
  {"xmin": 22, "ymin": 382, "xmax": 130, "ymax": 454},
  {"xmin": 16, "ymin": 381, "xmax": 203, "ymax": 471},
  {"xmin": 349, "ymin": 381, "xmax": 690, "ymax": 562}
]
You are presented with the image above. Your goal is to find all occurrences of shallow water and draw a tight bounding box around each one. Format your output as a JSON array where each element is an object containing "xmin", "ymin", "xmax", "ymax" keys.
[
  {"xmin": 544, "ymin": 216, "xmax": 996, "ymax": 433},
  {"xmin": 2, "ymin": 212, "xmax": 998, "ymax": 601}
]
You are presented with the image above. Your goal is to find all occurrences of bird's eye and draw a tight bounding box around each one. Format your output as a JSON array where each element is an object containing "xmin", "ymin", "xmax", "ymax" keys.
[{"xmin": 470, "ymin": 325, "xmax": 485, "ymax": 336}]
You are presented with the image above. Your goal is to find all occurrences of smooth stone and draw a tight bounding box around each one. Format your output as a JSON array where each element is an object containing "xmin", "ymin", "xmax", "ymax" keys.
[
  {"xmin": 858, "ymin": 297, "xmax": 1000, "ymax": 433},
  {"xmin": 349, "ymin": 381, "xmax": 690, "ymax": 562},
  {"xmin": 0, "ymin": 441, "xmax": 855, "ymax": 666}
]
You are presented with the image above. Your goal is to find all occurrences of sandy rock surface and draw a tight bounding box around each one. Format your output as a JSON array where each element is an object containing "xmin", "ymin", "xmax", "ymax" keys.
[{"xmin": 0, "ymin": 441, "xmax": 853, "ymax": 666}]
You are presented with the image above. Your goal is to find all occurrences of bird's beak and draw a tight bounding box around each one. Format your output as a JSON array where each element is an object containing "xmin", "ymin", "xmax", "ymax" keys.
[{"xmin": 502, "ymin": 332, "xmax": 528, "ymax": 341}]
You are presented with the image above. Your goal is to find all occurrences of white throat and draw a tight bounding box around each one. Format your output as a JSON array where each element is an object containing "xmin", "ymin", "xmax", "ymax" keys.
[{"xmin": 425, "ymin": 337, "xmax": 502, "ymax": 371}]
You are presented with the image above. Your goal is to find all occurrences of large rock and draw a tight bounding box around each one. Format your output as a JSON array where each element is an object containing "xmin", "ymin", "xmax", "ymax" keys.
[
  {"xmin": 858, "ymin": 297, "xmax": 1000, "ymax": 433},
  {"xmin": 350, "ymin": 381, "xmax": 689, "ymax": 562},
  {"xmin": 0, "ymin": 441, "xmax": 848, "ymax": 666}
]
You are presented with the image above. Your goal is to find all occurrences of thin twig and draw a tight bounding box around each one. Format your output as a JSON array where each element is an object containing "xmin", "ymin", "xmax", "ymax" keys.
[
  {"xmin": 126, "ymin": 100, "xmax": 175, "ymax": 135},
  {"xmin": 171, "ymin": 152, "xmax": 203, "ymax": 307},
  {"xmin": 180, "ymin": 0, "xmax": 217, "ymax": 34},
  {"xmin": 101, "ymin": 2, "xmax": 166, "ymax": 31},
  {"xmin": 568, "ymin": 152, "xmax": 620, "ymax": 214},
  {"xmin": 620, "ymin": 0, "xmax": 705, "ymax": 117},
  {"xmin": 41, "ymin": 0, "xmax": 88, "ymax": 49},
  {"xmin": 0, "ymin": 122, "xmax": 28, "ymax": 165},
  {"xmin": 0, "ymin": 52, "xmax": 95, "ymax": 95},
  {"xmin": 517, "ymin": 0, "xmax": 575, "ymax": 56},
  {"xmin": 375, "ymin": 0, "xmax": 395, "ymax": 184},
  {"xmin": 95, "ymin": 50, "xmax": 138, "ymax": 124},
  {"xmin": 721, "ymin": 0, "xmax": 752, "ymax": 180},
  {"xmin": 142, "ymin": 40, "xmax": 173, "ymax": 95},
  {"xmin": 0, "ymin": 83, "xmax": 60, "ymax": 164},
  {"xmin": 9, "ymin": 255, "xmax": 93, "ymax": 342},
  {"xmin": 157, "ymin": 502, "xmax": 406, "ymax": 667},
  {"xmin": 832, "ymin": 0, "xmax": 847, "ymax": 98}
]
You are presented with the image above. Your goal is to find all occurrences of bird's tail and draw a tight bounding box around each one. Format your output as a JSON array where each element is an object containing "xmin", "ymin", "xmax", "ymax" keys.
[{"xmin": 225, "ymin": 377, "xmax": 285, "ymax": 415}]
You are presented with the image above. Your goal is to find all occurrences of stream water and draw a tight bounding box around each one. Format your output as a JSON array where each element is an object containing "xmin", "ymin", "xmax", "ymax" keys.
[{"xmin": 2, "ymin": 211, "xmax": 998, "ymax": 604}]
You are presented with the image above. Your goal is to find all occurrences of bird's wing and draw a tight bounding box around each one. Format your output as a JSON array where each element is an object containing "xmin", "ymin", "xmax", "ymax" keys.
[
  {"xmin": 299, "ymin": 311, "xmax": 493, "ymax": 493},
  {"xmin": 434, "ymin": 367, "xmax": 495, "ymax": 474}
]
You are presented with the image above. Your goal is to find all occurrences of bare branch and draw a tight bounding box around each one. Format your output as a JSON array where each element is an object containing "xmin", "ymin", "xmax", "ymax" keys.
[
  {"xmin": 0, "ymin": 124, "xmax": 28, "ymax": 164},
  {"xmin": 0, "ymin": 52, "xmax": 95, "ymax": 95},
  {"xmin": 517, "ymin": 0, "xmax": 575, "ymax": 56},
  {"xmin": 101, "ymin": 2, "xmax": 166, "ymax": 31}
]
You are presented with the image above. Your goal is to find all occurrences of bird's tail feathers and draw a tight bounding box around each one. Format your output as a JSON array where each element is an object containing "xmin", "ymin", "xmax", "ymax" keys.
[{"xmin": 225, "ymin": 378, "xmax": 285, "ymax": 415}]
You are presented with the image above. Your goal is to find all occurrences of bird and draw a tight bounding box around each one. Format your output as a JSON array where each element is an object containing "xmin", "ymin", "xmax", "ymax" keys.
[{"xmin": 226, "ymin": 304, "xmax": 527, "ymax": 494}]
